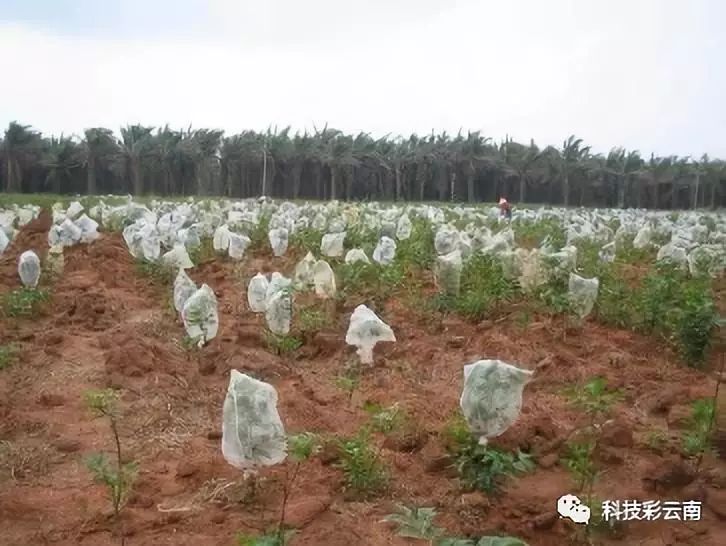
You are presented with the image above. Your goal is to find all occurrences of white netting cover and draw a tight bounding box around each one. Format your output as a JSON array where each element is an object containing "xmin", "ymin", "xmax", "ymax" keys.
[
  {"xmin": 74, "ymin": 214, "xmax": 100, "ymax": 243},
  {"xmin": 396, "ymin": 214, "xmax": 412, "ymax": 240},
  {"xmin": 567, "ymin": 273, "xmax": 600, "ymax": 319},
  {"xmin": 656, "ymin": 242, "xmax": 688, "ymax": 267},
  {"xmin": 345, "ymin": 248, "xmax": 370, "ymax": 265},
  {"xmin": 321, "ymin": 232, "xmax": 346, "ymax": 258},
  {"xmin": 213, "ymin": 224, "xmax": 231, "ymax": 253},
  {"xmin": 345, "ymin": 304, "xmax": 396, "ymax": 365},
  {"xmin": 49, "ymin": 218, "xmax": 83, "ymax": 247},
  {"xmin": 435, "ymin": 250, "xmax": 463, "ymax": 296},
  {"xmin": 66, "ymin": 201, "xmax": 84, "ymax": 220},
  {"xmin": 265, "ymin": 286, "xmax": 292, "ymax": 335},
  {"xmin": 435, "ymin": 224, "xmax": 460, "ymax": 255},
  {"xmin": 313, "ymin": 260, "xmax": 336, "ymax": 299},
  {"xmin": 162, "ymin": 244, "xmax": 194, "ymax": 270},
  {"xmin": 269, "ymin": 227, "xmax": 289, "ymax": 257},
  {"xmin": 18, "ymin": 250, "xmax": 41, "ymax": 288},
  {"xmin": 221, "ymin": 370, "xmax": 287, "ymax": 471},
  {"xmin": 173, "ymin": 269, "xmax": 198, "ymax": 314},
  {"xmin": 632, "ymin": 224, "xmax": 653, "ymax": 249},
  {"xmin": 0, "ymin": 229, "xmax": 9, "ymax": 255},
  {"xmin": 372, "ymin": 236, "xmax": 397, "ymax": 265},
  {"xmin": 460, "ymin": 359, "xmax": 534, "ymax": 445},
  {"xmin": 293, "ymin": 252, "xmax": 317, "ymax": 290},
  {"xmin": 46, "ymin": 244, "xmax": 64, "ymax": 277},
  {"xmin": 599, "ymin": 241, "xmax": 616, "ymax": 263},
  {"xmin": 182, "ymin": 284, "xmax": 219, "ymax": 345},
  {"xmin": 247, "ymin": 273, "xmax": 270, "ymax": 313},
  {"xmin": 228, "ymin": 233, "xmax": 251, "ymax": 260}
]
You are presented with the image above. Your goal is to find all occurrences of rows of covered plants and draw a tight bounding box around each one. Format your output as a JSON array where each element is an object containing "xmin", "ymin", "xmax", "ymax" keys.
[{"xmin": 0, "ymin": 197, "xmax": 724, "ymax": 545}]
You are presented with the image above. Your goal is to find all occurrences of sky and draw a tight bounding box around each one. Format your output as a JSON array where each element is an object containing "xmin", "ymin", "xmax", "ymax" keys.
[{"xmin": 1, "ymin": 0, "xmax": 725, "ymax": 158}]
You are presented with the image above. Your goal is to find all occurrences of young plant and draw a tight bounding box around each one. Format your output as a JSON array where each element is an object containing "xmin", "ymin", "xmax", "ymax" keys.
[
  {"xmin": 564, "ymin": 377, "xmax": 622, "ymax": 418},
  {"xmin": 134, "ymin": 259, "xmax": 175, "ymax": 286},
  {"xmin": 1, "ymin": 287, "xmax": 50, "ymax": 318},
  {"xmin": 561, "ymin": 439, "xmax": 598, "ymax": 491},
  {"xmin": 682, "ymin": 398, "xmax": 715, "ymax": 457},
  {"xmin": 296, "ymin": 304, "xmax": 332, "ymax": 336},
  {"xmin": 337, "ymin": 429, "xmax": 389, "ymax": 499},
  {"xmin": 84, "ymin": 389, "xmax": 138, "ymax": 532},
  {"xmin": 382, "ymin": 504, "xmax": 529, "ymax": 546},
  {"xmin": 237, "ymin": 530, "xmax": 295, "ymax": 546},
  {"xmin": 443, "ymin": 415, "xmax": 534, "ymax": 495},
  {"xmin": 364, "ymin": 402, "xmax": 406, "ymax": 434},
  {"xmin": 264, "ymin": 330, "xmax": 303, "ymax": 356},
  {"xmin": 675, "ymin": 283, "xmax": 718, "ymax": 367}
]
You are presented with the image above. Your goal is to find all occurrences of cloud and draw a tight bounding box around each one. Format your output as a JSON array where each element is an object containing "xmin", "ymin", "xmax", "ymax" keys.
[{"xmin": 0, "ymin": 0, "xmax": 724, "ymax": 158}]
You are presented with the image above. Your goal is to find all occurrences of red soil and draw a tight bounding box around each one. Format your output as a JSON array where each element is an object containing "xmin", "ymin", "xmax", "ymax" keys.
[{"xmin": 0, "ymin": 218, "xmax": 724, "ymax": 546}]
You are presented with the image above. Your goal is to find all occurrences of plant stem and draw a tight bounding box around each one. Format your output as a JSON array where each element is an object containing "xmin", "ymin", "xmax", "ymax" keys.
[
  {"xmin": 278, "ymin": 462, "xmax": 301, "ymax": 540},
  {"xmin": 696, "ymin": 355, "xmax": 725, "ymax": 472}
]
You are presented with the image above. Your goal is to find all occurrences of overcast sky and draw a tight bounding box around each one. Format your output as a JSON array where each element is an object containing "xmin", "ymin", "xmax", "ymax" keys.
[{"xmin": 1, "ymin": 0, "xmax": 724, "ymax": 157}]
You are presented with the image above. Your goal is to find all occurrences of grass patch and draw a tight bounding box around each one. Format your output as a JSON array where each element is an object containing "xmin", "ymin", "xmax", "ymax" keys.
[
  {"xmin": 0, "ymin": 344, "xmax": 19, "ymax": 370},
  {"xmin": 1, "ymin": 287, "xmax": 50, "ymax": 318},
  {"xmin": 337, "ymin": 429, "xmax": 389, "ymax": 499}
]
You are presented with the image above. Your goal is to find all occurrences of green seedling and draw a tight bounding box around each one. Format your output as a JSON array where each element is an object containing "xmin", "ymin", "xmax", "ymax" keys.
[
  {"xmin": 0, "ymin": 344, "xmax": 19, "ymax": 370},
  {"xmin": 84, "ymin": 389, "xmax": 137, "ymax": 540},
  {"xmin": 364, "ymin": 402, "xmax": 407, "ymax": 434},
  {"xmin": 337, "ymin": 429, "xmax": 388, "ymax": 498},
  {"xmin": 682, "ymin": 398, "xmax": 715, "ymax": 457},
  {"xmin": 2, "ymin": 287, "xmax": 50, "ymax": 318},
  {"xmin": 264, "ymin": 331, "xmax": 302, "ymax": 356}
]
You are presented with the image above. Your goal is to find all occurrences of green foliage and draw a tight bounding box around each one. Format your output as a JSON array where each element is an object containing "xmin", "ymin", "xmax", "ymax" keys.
[
  {"xmin": 682, "ymin": 398, "xmax": 715, "ymax": 457},
  {"xmin": 594, "ymin": 265, "xmax": 636, "ymax": 328},
  {"xmin": 287, "ymin": 432, "xmax": 321, "ymax": 462},
  {"xmin": 432, "ymin": 254, "xmax": 517, "ymax": 321},
  {"xmin": 514, "ymin": 218, "xmax": 565, "ymax": 250},
  {"xmin": 264, "ymin": 330, "xmax": 302, "ymax": 355},
  {"xmin": 237, "ymin": 530, "xmax": 295, "ymax": 546},
  {"xmin": 85, "ymin": 453, "xmax": 138, "ymax": 516},
  {"xmin": 364, "ymin": 402, "xmax": 407, "ymax": 434},
  {"xmin": 674, "ymin": 282, "xmax": 718, "ymax": 367},
  {"xmin": 382, "ymin": 504, "xmax": 442, "ymax": 541},
  {"xmin": 337, "ymin": 260, "xmax": 405, "ymax": 305},
  {"xmin": 296, "ymin": 304, "xmax": 333, "ymax": 335},
  {"xmin": 289, "ymin": 228, "xmax": 323, "ymax": 254},
  {"xmin": 135, "ymin": 258, "xmax": 175, "ymax": 286},
  {"xmin": 635, "ymin": 262, "xmax": 684, "ymax": 335},
  {"xmin": 188, "ymin": 237, "xmax": 215, "ymax": 264},
  {"xmin": 443, "ymin": 416, "xmax": 534, "ymax": 494},
  {"xmin": 1, "ymin": 287, "xmax": 50, "ymax": 318},
  {"xmin": 645, "ymin": 428, "xmax": 668, "ymax": 452},
  {"xmin": 562, "ymin": 439, "xmax": 597, "ymax": 491},
  {"xmin": 337, "ymin": 429, "xmax": 388, "ymax": 498},
  {"xmin": 564, "ymin": 377, "xmax": 622, "ymax": 418},
  {"xmin": 395, "ymin": 219, "xmax": 436, "ymax": 270},
  {"xmin": 0, "ymin": 344, "xmax": 19, "ymax": 370},
  {"xmin": 248, "ymin": 213, "xmax": 272, "ymax": 253},
  {"xmin": 84, "ymin": 388, "xmax": 120, "ymax": 417},
  {"xmin": 382, "ymin": 504, "xmax": 529, "ymax": 546}
]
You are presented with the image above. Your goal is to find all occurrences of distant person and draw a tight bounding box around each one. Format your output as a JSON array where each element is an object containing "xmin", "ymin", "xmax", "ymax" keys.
[{"xmin": 498, "ymin": 198, "xmax": 512, "ymax": 221}]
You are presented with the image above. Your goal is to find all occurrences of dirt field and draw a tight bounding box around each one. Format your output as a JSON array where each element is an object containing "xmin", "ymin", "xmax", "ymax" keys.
[{"xmin": 0, "ymin": 212, "xmax": 724, "ymax": 546}]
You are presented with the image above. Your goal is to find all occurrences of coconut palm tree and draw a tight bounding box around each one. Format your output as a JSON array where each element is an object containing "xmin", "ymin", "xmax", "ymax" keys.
[
  {"xmin": 502, "ymin": 138, "xmax": 541, "ymax": 203},
  {"xmin": 551, "ymin": 135, "xmax": 591, "ymax": 206},
  {"xmin": 116, "ymin": 125, "xmax": 154, "ymax": 195},
  {"xmin": 82, "ymin": 128, "xmax": 118, "ymax": 195},
  {"xmin": 1, "ymin": 122, "xmax": 43, "ymax": 193},
  {"xmin": 42, "ymin": 136, "xmax": 81, "ymax": 194}
]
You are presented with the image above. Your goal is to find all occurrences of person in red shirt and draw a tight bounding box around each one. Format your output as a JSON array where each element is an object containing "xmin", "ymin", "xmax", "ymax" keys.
[{"xmin": 498, "ymin": 198, "xmax": 512, "ymax": 221}]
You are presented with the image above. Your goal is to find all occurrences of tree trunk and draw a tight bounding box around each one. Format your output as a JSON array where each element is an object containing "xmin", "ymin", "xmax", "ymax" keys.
[
  {"xmin": 617, "ymin": 175, "xmax": 625, "ymax": 208},
  {"xmin": 261, "ymin": 150, "xmax": 268, "ymax": 197},
  {"xmin": 291, "ymin": 164, "xmax": 303, "ymax": 199},
  {"xmin": 87, "ymin": 156, "xmax": 97, "ymax": 195},
  {"xmin": 394, "ymin": 166, "xmax": 401, "ymax": 201},
  {"xmin": 330, "ymin": 168, "xmax": 337, "ymax": 201},
  {"xmin": 451, "ymin": 171, "xmax": 457, "ymax": 202},
  {"xmin": 693, "ymin": 173, "xmax": 700, "ymax": 210},
  {"xmin": 417, "ymin": 163, "xmax": 426, "ymax": 201},
  {"xmin": 519, "ymin": 173, "xmax": 526, "ymax": 203},
  {"xmin": 132, "ymin": 160, "xmax": 143, "ymax": 195},
  {"xmin": 7, "ymin": 157, "xmax": 21, "ymax": 193},
  {"xmin": 562, "ymin": 171, "xmax": 569, "ymax": 207}
]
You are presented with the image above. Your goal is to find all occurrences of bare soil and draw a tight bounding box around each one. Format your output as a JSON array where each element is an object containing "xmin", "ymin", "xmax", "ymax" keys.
[{"xmin": 0, "ymin": 216, "xmax": 724, "ymax": 546}]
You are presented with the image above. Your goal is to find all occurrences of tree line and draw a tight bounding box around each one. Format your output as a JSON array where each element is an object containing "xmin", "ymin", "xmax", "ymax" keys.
[{"xmin": 1, "ymin": 121, "xmax": 724, "ymax": 209}]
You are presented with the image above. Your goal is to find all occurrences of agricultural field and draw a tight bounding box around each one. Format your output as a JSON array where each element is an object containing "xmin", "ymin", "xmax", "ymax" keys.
[{"xmin": 0, "ymin": 196, "xmax": 724, "ymax": 546}]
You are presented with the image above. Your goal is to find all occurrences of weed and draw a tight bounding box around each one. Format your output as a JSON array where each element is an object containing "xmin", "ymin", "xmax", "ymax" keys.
[
  {"xmin": 84, "ymin": 389, "xmax": 137, "ymax": 538},
  {"xmin": 289, "ymin": 228, "xmax": 323, "ymax": 254},
  {"xmin": 188, "ymin": 238, "xmax": 216, "ymax": 264},
  {"xmin": 1, "ymin": 287, "xmax": 50, "ymax": 318},
  {"xmin": 645, "ymin": 429, "xmax": 668, "ymax": 452},
  {"xmin": 635, "ymin": 262, "xmax": 684, "ymax": 335},
  {"xmin": 594, "ymin": 266, "xmax": 636, "ymax": 328},
  {"xmin": 514, "ymin": 218, "xmax": 565, "ymax": 250},
  {"xmin": 682, "ymin": 398, "xmax": 715, "ymax": 457},
  {"xmin": 264, "ymin": 331, "xmax": 302, "ymax": 356},
  {"xmin": 0, "ymin": 344, "xmax": 19, "ymax": 370},
  {"xmin": 337, "ymin": 429, "xmax": 388, "ymax": 498}
]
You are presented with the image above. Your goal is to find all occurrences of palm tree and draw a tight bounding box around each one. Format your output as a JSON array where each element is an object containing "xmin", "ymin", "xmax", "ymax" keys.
[
  {"xmin": 188, "ymin": 129, "xmax": 223, "ymax": 196},
  {"xmin": 2, "ymin": 122, "xmax": 42, "ymax": 193},
  {"xmin": 553, "ymin": 135, "xmax": 591, "ymax": 206},
  {"xmin": 605, "ymin": 148, "xmax": 642, "ymax": 208},
  {"xmin": 82, "ymin": 128, "xmax": 118, "ymax": 195},
  {"xmin": 502, "ymin": 138, "xmax": 541, "ymax": 203},
  {"xmin": 117, "ymin": 125, "xmax": 154, "ymax": 195},
  {"xmin": 42, "ymin": 136, "xmax": 81, "ymax": 193}
]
